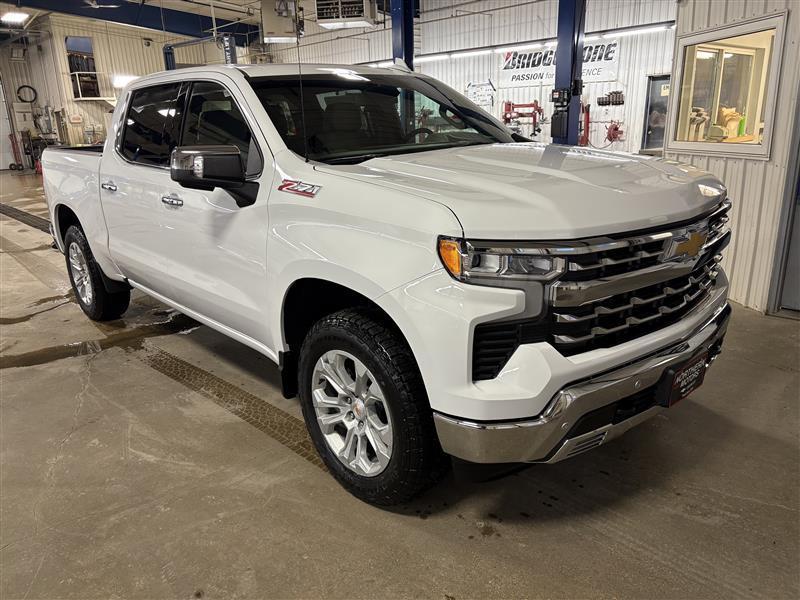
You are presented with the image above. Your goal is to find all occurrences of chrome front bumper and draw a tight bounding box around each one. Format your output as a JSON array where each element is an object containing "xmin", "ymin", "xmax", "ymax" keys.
[{"xmin": 433, "ymin": 302, "xmax": 731, "ymax": 464}]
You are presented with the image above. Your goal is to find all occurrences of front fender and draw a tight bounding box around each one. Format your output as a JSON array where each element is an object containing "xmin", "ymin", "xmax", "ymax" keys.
[{"xmin": 267, "ymin": 157, "xmax": 464, "ymax": 353}]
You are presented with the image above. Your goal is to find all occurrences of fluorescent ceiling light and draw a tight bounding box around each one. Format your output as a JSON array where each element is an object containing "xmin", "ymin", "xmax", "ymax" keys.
[
  {"xmin": 494, "ymin": 43, "xmax": 542, "ymax": 53},
  {"xmin": 696, "ymin": 50, "xmax": 716, "ymax": 60},
  {"xmin": 1, "ymin": 12, "xmax": 29, "ymax": 24},
  {"xmin": 318, "ymin": 20, "xmax": 373, "ymax": 30},
  {"xmin": 263, "ymin": 35, "xmax": 298, "ymax": 43},
  {"xmin": 583, "ymin": 35, "xmax": 601, "ymax": 42},
  {"xmin": 607, "ymin": 25, "xmax": 667, "ymax": 38},
  {"xmin": 452, "ymin": 49, "xmax": 491, "ymax": 58},
  {"xmin": 415, "ymin": 54, "xmax": 449, "ymax": 63},
  {"xmin": 112, "ymin": 74, "xmax": 138, "ymax": 89},
  {"xmin": 544, "ymin": 40, "xmax": 557, "ymax": 47},
  {"xmin": 376, "ymin": 61, "xmax": 393, "ymax": 68}
]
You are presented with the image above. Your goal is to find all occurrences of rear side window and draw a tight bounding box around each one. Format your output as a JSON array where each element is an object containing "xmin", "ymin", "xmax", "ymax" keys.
[
  {"xmin": 181, "ymin": 81, "xmax": 260, "ymax": 176},
  {"xmin": 120, "ymin": 83, "xmax": 181, "ymax": 166}
]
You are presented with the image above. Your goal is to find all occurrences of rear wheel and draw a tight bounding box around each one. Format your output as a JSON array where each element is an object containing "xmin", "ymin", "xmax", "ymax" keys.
[
  {"xmin": 298, "ymin": 308, "xmax": 449, "ymax": 506},
  {"xmin": 64, "ymin": 225, "xmax": 130, "ymax": 321}
]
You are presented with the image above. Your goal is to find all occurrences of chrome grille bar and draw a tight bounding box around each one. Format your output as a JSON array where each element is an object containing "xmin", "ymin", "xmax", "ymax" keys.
[{"xmin": 552, "ymin": 263, "xmax": 719, "ymax": 346}]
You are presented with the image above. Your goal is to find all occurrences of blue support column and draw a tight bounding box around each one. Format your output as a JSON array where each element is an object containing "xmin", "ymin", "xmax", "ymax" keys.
[
  {"xmin": 551, "ymin": 0, "xmax": 587, "ymax": 145},
  {"xmin": 390, "ymin": 0, "xmax": 415, "ymax": 70}
]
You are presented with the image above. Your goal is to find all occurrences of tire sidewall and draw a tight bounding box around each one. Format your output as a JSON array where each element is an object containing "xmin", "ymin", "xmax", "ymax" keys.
[
  {"xmin": 63, "ymin": 226, "xmax": 103, "ymax": 320},
  {"xmin": 298, "ymin": 324, "xmax": 413, "ymax": 498}
]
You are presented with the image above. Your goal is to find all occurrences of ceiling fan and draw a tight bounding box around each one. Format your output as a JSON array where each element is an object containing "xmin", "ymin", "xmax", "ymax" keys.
[{"xmin": 83, "ymin": 0, "xmax": 122, "ymax": 8}]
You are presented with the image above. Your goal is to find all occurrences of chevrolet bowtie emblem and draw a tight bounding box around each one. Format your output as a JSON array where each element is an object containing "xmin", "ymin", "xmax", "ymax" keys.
[{"xmin": 669, "ymin": 230, "xmax": 708, "ymax": 260}]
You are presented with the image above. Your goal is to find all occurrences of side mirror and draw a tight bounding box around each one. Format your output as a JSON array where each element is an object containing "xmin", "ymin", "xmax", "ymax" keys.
[{"xmin": 170, "ymin": 145, "xmax": 245, "ymax": 192}]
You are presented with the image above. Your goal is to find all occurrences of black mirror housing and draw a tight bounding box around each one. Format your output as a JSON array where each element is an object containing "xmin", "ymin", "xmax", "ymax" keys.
[{"xmin": 170, "ymin": 145, "xmax": 246, "ymax": 191}]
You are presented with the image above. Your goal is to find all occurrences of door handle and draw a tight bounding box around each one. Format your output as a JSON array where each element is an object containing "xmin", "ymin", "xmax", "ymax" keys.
[
  {"xmin": 101, "ymin": 181, "xmax": 117, "ymax": 192},
  {"xmin": 161, "ymin": 194, "xmax": 183, "ymax": 207}
]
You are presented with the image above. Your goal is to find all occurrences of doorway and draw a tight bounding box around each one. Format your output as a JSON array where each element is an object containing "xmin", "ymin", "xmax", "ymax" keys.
[
  {"xmin": 778, "ymin": 168, "xmax": 800, "ymax": 313},
  {"xmin": 640, "ymin": 74, "xmax": 670, "ymax": 155},
  {"xmin": 0, "ymin": 77, "xmax": 16, "ymax": 170}
]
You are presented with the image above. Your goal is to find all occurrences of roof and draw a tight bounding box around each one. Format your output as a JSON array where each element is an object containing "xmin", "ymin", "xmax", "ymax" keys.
[
  {"xmin": 121, "ymin": 62, "xmax": 416, "ymax": 93},
  {"xmin": 140, "ymin": 62, "xmax": 411, "ymax": 79},
  {"xmin": 234, "ymin": 63, "xmax": 409, "ymax": 77}
]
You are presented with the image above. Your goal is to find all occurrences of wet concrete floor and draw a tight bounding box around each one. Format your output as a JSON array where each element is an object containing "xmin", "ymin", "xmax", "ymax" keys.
[{"xmin": 1, "ymin": 171, "xmax": 798, "ymax": 598}]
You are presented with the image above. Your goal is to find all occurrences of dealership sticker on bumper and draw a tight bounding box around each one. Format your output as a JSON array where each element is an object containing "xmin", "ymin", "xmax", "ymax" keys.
[{"xmin": 665, "ymin": 352, "xmax": 708, "ymax": 406}]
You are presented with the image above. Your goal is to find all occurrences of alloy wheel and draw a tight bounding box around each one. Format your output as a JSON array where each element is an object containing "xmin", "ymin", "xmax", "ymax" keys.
[
  {"xmin": 68, "ymin": 241, "xmax": 93, "ymax": 306},
  {"xmin": 311, "ymin": 350, "xmax": 393, "ymax": 477}
]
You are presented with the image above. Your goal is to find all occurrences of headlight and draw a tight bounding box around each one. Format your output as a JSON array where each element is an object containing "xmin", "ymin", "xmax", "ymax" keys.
[{"xmin": 438, "ymin": 237, "xmax": 566, "ymax": 283}]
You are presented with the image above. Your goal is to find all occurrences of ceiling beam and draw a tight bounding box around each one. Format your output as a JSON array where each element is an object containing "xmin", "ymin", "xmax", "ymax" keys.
[{"xmin": 6, "ymin": 0, "xmax": 259, "ymax": 44}]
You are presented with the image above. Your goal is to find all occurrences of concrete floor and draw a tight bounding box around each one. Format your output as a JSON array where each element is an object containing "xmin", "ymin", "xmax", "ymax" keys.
[{"xmin": 1, "ymin": 170, "xmax": 798, "ymax": 599}]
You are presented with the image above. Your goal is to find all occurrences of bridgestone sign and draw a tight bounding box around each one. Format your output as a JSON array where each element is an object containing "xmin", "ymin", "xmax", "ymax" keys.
[{"xmin": 499, "ymin": 40, "xmax": 619, "ymax": 87}]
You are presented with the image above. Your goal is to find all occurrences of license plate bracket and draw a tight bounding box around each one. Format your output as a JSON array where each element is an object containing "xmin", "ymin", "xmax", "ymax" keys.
[{"xmin": 657, "ymin": 352, "xmax": 708, "ymax": 407}]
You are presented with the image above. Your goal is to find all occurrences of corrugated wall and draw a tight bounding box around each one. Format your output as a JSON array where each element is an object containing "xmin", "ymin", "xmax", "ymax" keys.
[
  {"xmin": 0, "ymin": 13, "xmax": 211, "ymax": 144},
  {"xmin": 665, "ymin": 0, "xmax": 800, "ymax": 311},
  {"xmin": 419, "ymin": 0, "xmax": 676, "ymax": 153},
  {"xmin": 46, "ymin": 14, "xmax": 210, "ymax": 143},
  {"xmin": 270, "ymin": 0, "xmax": 676, "ymax": 153}
]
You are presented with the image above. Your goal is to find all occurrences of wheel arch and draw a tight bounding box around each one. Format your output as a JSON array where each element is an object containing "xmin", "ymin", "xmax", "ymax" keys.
[
  {"xmin": 55, "ymin": 203, "xmax": 129, "ymax": 294},
  {"xmin": 278, "ymin": 277, "xmax": 425, "ymax": 401},
  {"xmin": 53, "ymin": 203, "xmax": 81, "ymax": 249}
]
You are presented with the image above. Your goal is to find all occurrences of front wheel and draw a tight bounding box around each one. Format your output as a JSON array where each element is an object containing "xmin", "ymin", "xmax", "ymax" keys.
[
  {"xmin": 63, "ymin": 225, "xmax": 130, "ymax": 321},
  {"xmin": 298, "ymin": 309, "xmax": 449, "ymax": 506}
]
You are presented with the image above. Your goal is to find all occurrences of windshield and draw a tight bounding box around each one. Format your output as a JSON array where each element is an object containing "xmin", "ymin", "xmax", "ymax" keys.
[{"xmin": 249, "ymin": 72, "xmax": 515, "ymax": 164}]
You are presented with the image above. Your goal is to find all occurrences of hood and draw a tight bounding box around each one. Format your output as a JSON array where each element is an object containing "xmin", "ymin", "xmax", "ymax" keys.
[{"xmin": 317, "ymin": 143, "xmax": 726, "ymax": 240}]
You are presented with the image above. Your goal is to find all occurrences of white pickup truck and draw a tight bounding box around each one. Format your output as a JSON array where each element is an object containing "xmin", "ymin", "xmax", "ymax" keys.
[{"xmin": 42, "ymin": 64, "xmax": 731, "ymax": 506}]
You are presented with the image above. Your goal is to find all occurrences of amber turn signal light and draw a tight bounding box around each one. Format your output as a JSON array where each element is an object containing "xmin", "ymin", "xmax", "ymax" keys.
[{"xmin": 438, "ymin": 238, "xmax": 463, "ymax": 278}]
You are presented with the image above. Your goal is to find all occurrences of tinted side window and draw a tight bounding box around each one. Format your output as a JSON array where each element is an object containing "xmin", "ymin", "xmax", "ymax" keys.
[
  {"xmin": 181, "ymin": 81, "xmax": 259, "ymax": 175},
  {"xmin": 121, "ymin": 83, "xmax": 181, "ymax": 166}
]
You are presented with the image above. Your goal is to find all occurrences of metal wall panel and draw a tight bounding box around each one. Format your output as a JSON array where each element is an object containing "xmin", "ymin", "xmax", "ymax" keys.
[
  {"xmin": 418, "ymin": 27, "xmax": 674, "ymax": 154},
  {"xmin": 269, "ymin": 1, "xmax": 677, "ymax": 155},
  {"xmin": 666, "ymin": 0, "xmax": 799, "ymax": 311},
  {"xmin": 45, "ymin": 13, "xmax": 209, "ymax": 142},
  {"xmin": 0, "ymin": 13, "xmax": 207, "ymax": 144}
]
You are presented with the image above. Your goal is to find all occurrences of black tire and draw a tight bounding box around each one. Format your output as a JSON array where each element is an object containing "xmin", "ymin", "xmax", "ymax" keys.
[
  {"xmin": 298, "ymin": 308, "xmax": 449, "ymax": 506},
  {"xmin": 9, "ymin": 163, "xmax": 16, "ymax": 171},
  {"xmin": 63, "ymin": 225, "xmax": 130, "ymax": 321}
]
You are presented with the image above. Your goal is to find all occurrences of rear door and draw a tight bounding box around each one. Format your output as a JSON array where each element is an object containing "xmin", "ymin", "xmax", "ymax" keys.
[
  {"xmin": 100, "ymin": 81, "xmax": 183, "ymax": 296},
  {"xmin": 154, "ymin": 78, "xmax": 272, "ymax": 343}
]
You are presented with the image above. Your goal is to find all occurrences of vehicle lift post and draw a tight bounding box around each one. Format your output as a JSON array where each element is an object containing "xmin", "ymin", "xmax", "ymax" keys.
[
  {"xmin": 390, "ymin": 0, "xmax": 415, "ymax": 71},
  {"xmin": 551, "ymin": 0, "xmax": 587, "ymax": 145},
  {"xmin": 391, "ymin": 0, "xmax": 416, "ymax": 134}
]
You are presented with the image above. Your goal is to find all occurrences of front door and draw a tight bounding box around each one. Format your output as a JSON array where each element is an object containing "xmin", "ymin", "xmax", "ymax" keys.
[{"xmin": 156, "ymin": 79, "xmax": 271, "ymax": 344}]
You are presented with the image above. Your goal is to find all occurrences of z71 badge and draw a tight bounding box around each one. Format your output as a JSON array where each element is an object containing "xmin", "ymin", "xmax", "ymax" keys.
[{"xmin": 278, "ymin": 179, "xmax": 321, "ymax": 198}]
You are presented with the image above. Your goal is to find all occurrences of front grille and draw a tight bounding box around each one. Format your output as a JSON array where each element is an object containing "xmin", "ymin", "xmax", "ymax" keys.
[
  {"xmin": 550, "ymin": 258, "xmax": 721, "ymax": 355},
  {"xmin": 471, "ymin": 201, "xmax": 731, "ymax": 381}
]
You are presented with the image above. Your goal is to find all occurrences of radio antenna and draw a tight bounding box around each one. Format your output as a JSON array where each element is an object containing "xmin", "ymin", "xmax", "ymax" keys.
[{"xmin": 294, "ymin": 6, "xmax": 310, "ymax": 163}]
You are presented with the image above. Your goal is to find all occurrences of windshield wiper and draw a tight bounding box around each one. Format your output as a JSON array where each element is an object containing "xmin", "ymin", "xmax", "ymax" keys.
[
  {"xmin": 324, "ymin": 153, "xmax": 386, "ymax": 165},
  {"xmin": 322, "ymin": 140, "xmax": 494, "ymax": 165}
]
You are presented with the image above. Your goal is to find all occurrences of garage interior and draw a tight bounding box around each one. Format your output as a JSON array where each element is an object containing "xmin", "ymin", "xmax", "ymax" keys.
[{"xmin": 1, "ymin": 1, "xmax": 798, "ymax": 598}]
